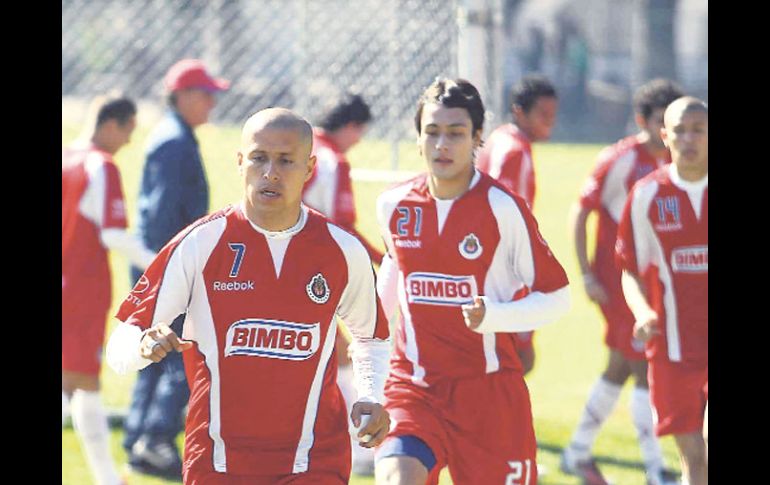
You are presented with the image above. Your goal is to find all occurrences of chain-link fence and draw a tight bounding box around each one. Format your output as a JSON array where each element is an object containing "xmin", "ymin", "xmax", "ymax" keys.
[
  {"xmin": 63, "ymin": 0, "xmax": 708, "ymax": 156},
  {"xmin": 63, "ymin": 0, "xmax": 513, "ymax": 169}
]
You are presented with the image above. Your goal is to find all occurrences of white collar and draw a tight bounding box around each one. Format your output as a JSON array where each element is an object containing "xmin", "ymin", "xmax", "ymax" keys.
[
  {"xmin": 240, "ymin": 203, "xmax": 308, "ymax": 239},
  {"xmin": 668, "ymin": 164, "xmax": 708, "ymax": 192}
]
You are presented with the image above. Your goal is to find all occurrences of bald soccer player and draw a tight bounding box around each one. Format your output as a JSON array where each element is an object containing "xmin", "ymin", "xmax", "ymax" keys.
[
  {"xmin": 617, "ymin": 97, "xmax": 708, "ymax": 485},
  {"xmin": 106, "ymin": 108, "xmax": 391, "ymax": 485}
]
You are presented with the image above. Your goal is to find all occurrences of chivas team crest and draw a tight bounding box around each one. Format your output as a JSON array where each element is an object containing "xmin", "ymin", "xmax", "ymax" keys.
[
  {"xmin": 306, "ymin": 273, "xmax": 330, "ymax": 304},
  {"xmin": 458, "ymin": 233, "xmax": 483, "ymax": 260}
]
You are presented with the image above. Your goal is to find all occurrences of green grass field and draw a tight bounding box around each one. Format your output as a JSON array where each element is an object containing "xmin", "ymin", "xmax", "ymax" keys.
[{"xmin": 62, "ymin": 121, "xmax": 680, "ymax": 485}]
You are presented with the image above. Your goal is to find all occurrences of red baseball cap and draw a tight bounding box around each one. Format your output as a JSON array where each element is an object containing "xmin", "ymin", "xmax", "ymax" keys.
[{"xmin": 164, "ymin": 59, "xmax": 230, "ymax": 93}]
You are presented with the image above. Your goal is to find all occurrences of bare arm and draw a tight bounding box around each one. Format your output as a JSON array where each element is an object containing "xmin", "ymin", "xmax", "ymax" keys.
[
  {"xmin": 568, "ymin": 202, "xmax": 608, "ymax": 304},
  {"xmin": 620, "ymin": 270, "xmax": 659, "ymax": 342}
]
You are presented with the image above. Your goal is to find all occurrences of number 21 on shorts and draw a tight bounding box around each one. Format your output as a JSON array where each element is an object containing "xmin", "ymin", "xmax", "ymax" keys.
[{"xmin": 505, "ymin": 459, "xmax": 532, "ymax": 485}]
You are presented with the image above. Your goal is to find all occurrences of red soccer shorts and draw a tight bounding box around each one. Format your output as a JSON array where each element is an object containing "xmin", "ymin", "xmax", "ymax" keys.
[
  {"xmin": 183, "ymin": 469, "xmax": 347, "ymax": 485},
  {"xmin": 382, "ymin": 370, "xmax": 539, "ymax": 485},
  {"xmin": 598, "ymin": 294, "xmax": 646, "ymax": 361},
  {"xmin": 62, "ymin": 310, "xmax": 108, "ymax": 376},
  {"xmin": 648, "ymin": 358, "xmax": 708, "ymax": 436},
  {"xmin": 513, "ymin": 330, "xmax": 534, "ymax": 351}
]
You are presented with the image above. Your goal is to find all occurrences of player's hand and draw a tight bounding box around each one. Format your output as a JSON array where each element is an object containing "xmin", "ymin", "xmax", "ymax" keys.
[
  {"xmin": 350, "ymin": 401, "xmax": 390, "ymax": 448},
  {"xmin": 140, "ymin": 323, "xmax": 194, "ymax": 363},
  {"xmin": 633, "ymin": 311, "xmax": 660, "ymax": 343},
  {"xmin": 461, "ymin": 296, "xmax": 486, "ymax": 331},
  {"xmin": 582, "ymin": 273, "xmax": 609, "ymax": 305}
]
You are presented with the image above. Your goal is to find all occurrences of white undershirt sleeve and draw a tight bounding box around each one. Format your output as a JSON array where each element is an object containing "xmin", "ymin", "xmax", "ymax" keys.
[
  {"xmin": 105, "ymin": 321, "xmax": 152, "ymax": 374},
  {"xmin": 375, "ymin": 253, "xmax": 399, "ymax": 325},
  {"xmin": 101, "ymin": 228, "xmax": 156, "ymax": 270},
  {"xmin": 473, "ymin": 287, "xmax": 570, "ymax": 334}
]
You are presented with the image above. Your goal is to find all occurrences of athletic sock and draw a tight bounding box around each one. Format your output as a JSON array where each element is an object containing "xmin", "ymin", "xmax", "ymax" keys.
[
  {"xmin": 567, "ymin": 378, "xmax": 622, "ymax": 461},
  {"xmin": 71, "ymin": 390, "xmax": 122, "ymax": 485},
  {"xmin": 630, "ymin": 386, "xmax": 665, "ymax": 474},
  {"xmin": 62, "ymin": 391, "xmax": 71, "ymax": 427}
]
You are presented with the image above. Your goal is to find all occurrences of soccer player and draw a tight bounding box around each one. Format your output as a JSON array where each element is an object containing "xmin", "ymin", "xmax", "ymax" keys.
[
  {"xmin": 62, "ymin": 94, "xmax": 155, "ymax": 485},
  {"xmin": 124, "ymin": 58, "xmax": 229, "ymax": 479},
  {"xmin": 476, "ymin": 74, "xmax": 559, "ymax": 374},
  {"xmin": 617, "ymin": 97, "xmax": 708, "ymax": 485},
  {"xmin": 302, "ymin": 92, "xmax": 384, "ymax": 476},
  {"xmin": 373, "ymin": 78, "xmax": 570, "ymax": 485},
  {"xmin": 560, "ymin": 78, "xmax": 684, "ymax": 485},
  {"xmin": 106, "ymin": 108, "xmax": 391, "ymax": 485}
]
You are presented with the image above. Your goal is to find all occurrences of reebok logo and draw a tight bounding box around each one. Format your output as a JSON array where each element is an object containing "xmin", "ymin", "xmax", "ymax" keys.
[{"xmin": 212, "ymin": 280, "xmax": 255, "ymax": 291}]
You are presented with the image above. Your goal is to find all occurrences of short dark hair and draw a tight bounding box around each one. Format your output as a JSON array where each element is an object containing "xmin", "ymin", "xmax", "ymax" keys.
[
  {"xmin": 96, "ymin": 97, "xmax": 137, "ymax": 127},
  {"xmin": 318, "ymin": 93, "xmax": 372, "ymax": 132},
  {"xmin": 414, "ymin": 78, "xmax": 485, "ymax": 135},
  {"xmin": 510, "ymin": 74, "xmax": 557, "ymax": 113},
  {"xmin": 633, "ymin": 78, "xmax": 684, "ymax": 120}
]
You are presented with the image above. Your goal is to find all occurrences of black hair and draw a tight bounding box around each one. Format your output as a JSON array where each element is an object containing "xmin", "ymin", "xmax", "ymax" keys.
[
  {"xmin": 414, "ymin": 78, "xmax": 485, "ymax": 135},
  {"xmin": 318, "ymin": 93, "xmax": 372, "ymax": 132},
  {"xmin": 96, "ymin": 97, "xmax": 137, "ymax": 127},
  {"xmin": 633, "ymin": 78, "xmax": 685, "ymax": 120},
  {"xmin": 510, "ymin": 74, "xmax": 557, "ymax": 113}
]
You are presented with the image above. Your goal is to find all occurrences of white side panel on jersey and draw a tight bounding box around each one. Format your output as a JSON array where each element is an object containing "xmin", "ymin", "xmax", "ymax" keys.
[
  {"xmin": 488, "ymin": 133, "xmax": 516, "ymax": 179},
  {"xmin": 630, "ymin": 182, "xmax": 681, "ymax": 362},
  {"xmin": 601, "ymin": 150, "xmax": 635, "ymax": 222},
  {"xmin": 397, "ymin": 270, "xmax": 428, "ymax": 387},
  {"xmin": 171, "ymin": 217, "xmax": 229, "ymax": 470},
  {"xmin": 518, "ymin": 151, "xmax": 533, "ymax": 199},
  {"xmin": 303, "ymin": 146, "xmax": 338, "ymax": 217},
  {"xmin": 79, "ymin": 153, "xmax": 107, "ymax": 227},
  {"xmin": 293, "ymin": 315, "xmax": 339, "ymax": 473},
  {"xmin": 327, "ymin": 223, "xmax": 377, "ymax": 339}
]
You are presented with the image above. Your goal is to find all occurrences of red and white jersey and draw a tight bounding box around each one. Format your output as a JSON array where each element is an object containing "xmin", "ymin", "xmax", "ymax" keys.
[
  {"xmin": 115, "ymin": 204, "xmax": 389, "ymax": 476},
  {"xmin": 579, "ymin": 136, "xmax": 670, "ymax": 287},
  {"xmin": 476, "ymin": 123, "xmax": 536, "ymax": 208},
  {"xmin": 303, "ymin": 129, "xmax": 356, "ymax": 227},
  {"xmin": 616, "ymin": 164, "xmax": 708, "ymax": 366},
  {"xmin": 303, "ymin": 129, "xmax": 384, "ymax": 263},
  {"xmin": 62, "ymin": 144, "xmax": 128, "ymax": 316},
  {"xmin": 376, "ymin": 170, "xmax": 568, "ymax": 386}
]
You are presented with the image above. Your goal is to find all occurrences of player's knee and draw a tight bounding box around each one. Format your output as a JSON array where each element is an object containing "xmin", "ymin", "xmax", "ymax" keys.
[
  {"xmin": 374, "ymin": 457, "xmax": 428, "ymax": 485},
  {"xmin": 375, "ymin": 436, "xmax": 434, "ymax": 485}
]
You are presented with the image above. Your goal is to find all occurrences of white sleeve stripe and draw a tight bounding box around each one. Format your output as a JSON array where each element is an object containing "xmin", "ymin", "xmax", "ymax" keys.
[
  {"xmin": 79, "ymin": 156, "xmax": 107, "ymax": 227},
  {"xmin": 488, "ymin": 186, "xmax": 535, "ymax": 288},
  {"xmin": 327, "ymin": 223, "xmax": 378, "ymax": 339},
  {"xmin": 397, "ymin": 270, "xmax": 427, "ymax": 387},
  {"xmin": 630, "ymin": 181, "xmax": 659, "ymax": 275},
  {"xmin": 602, "ymin": 151, "xmax": 635, "ymax": 222}
]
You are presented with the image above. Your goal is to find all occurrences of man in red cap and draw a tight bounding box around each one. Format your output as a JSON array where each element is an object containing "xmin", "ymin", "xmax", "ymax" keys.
[{"xmin": 124, "ymin": 58, "xmax": 229, "ymax": 480}]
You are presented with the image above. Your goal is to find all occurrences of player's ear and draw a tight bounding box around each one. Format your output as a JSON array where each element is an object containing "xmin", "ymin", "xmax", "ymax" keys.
[
  {"xmin": 472, "ymin": 129, "xmax": 482, "ymax": 150},
  {"xmin": 634, "ymin": 112, "xmax": 647, "ymax": 132},
  {"xmin": 659, "ymin": 127, "xmax": 669, "ymax": 148},
  {"xmin": 305, "ymin": 155, "xmax": 317, "ymax": 182},
  {"xmin": 237, "ymin": 151, "xmax": 244, "ymax": 175}
]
